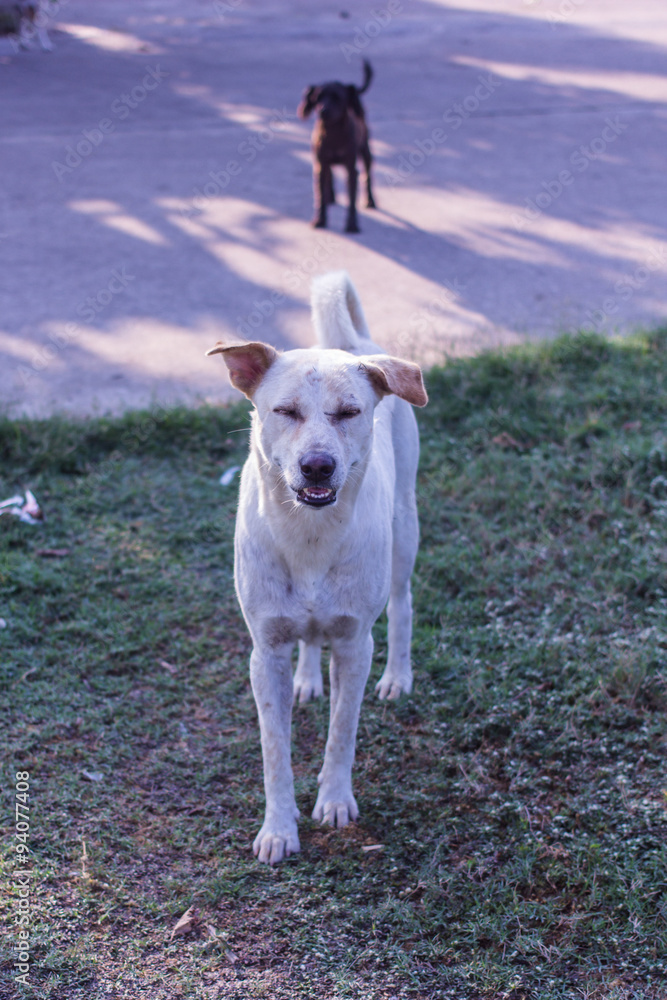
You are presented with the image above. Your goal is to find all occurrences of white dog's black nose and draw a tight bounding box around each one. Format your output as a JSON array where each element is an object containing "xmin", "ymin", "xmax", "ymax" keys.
[{"xmin": 300, "ymin": 451, "xmax": 336, "ymax": 482}]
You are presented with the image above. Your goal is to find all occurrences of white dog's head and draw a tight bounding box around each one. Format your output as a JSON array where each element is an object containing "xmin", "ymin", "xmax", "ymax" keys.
[{"xmin": 208, "ymin": 338, "xmax": 427, "ymax": 509}]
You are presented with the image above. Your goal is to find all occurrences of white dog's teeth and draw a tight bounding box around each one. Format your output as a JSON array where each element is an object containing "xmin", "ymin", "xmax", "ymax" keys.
[{"xmin": 301, "ymin": 487, "xmax": 334, "ymax": 501}]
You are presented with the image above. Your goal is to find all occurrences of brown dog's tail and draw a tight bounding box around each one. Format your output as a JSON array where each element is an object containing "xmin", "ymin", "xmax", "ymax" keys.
[{"xmin": 358, "ymin": 60, "xmax": 373, "ymax": 96}]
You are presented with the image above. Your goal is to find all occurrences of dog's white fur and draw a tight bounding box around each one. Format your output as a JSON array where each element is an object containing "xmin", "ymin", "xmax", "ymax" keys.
[{"xmin": 207, "ymin": 272, "xmax": 427, "ymax": 864}]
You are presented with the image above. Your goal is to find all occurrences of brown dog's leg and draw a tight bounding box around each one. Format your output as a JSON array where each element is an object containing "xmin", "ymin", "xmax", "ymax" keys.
[
  {"xmin": 361, "ymin": 140, "xmax": 376, "ymax": 210},
  {"xmin": 313, "ymin": 161, "xmax": 330, "ymax": 228},
  {"xmin": 325, "ymin": 170, "xmax": 336, "ymax": 206},
  {"xmin": 344, "ymin": 160, "xmax": 360, "ymax": 233}
]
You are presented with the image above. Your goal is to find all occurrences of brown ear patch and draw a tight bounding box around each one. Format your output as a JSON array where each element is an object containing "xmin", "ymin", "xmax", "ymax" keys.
[
  {"xmin": 206, "ymin": 338, "xmax": 279, "ymax": 398},
  {"xmin": 358, "ymin": 356, "xmax": 428, "ymax": 408}
]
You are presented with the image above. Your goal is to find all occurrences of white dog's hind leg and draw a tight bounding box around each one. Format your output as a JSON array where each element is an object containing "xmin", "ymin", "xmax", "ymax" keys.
[
  {"xmin": 377, "ymin": 402, "xmax": 420, "ymax": 700},
  {"xmin": 250, "ymin": 647, "xmax": 301, "ymax": 864},
  {"xmin": 376, "ymin": 499, "xmax": 417, "ymax": 699},
  {"xmin": 313, "ymin": 634, "xmax": 372, "ymax": 827},
  {"xmin": 293, "ymin": 641, "xmax": 323, "ymax": 703},
  {"xmin": 376, "ymin": 552, "xmax": 415, "ymax": 700}
]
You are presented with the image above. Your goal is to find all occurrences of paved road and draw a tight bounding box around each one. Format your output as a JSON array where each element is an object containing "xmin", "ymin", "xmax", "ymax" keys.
[{"xmin": 1, "ymin": 0, "xmax": 666, "ymax": 416}]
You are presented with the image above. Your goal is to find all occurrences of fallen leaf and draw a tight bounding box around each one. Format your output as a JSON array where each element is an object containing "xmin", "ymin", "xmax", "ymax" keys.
[
  {"xmin": 10, "ymin": 666, "xmax": 37, "ymax": 688},
  {"xmin": 491, "ymin": 432, "xmax": 526, "ymax": 451},
  {"xmin": 171, "ymin": 906, "xmax": 196, "ymax": 939},
  {"xmin": 159, "ymin": 659, "xmax": 178, "ymax": 674},
  {"xmin": 587, "ymin": 508, "xmax": 607, "ymax": 529}
]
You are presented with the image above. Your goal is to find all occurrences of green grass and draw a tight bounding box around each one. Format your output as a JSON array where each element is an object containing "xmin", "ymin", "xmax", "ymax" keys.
[{"xmin": 1, "ymin": 330, "xmax": 666, "ymax": 999}]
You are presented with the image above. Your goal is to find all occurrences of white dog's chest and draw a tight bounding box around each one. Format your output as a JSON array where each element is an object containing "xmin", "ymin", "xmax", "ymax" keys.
[
  {"xmin": 261, "ymin": 608, "xmax": 360, "ymax": 648},
  {"xmin": 244, "ymin": 554, "xmax": 391, "ymax": 649}
]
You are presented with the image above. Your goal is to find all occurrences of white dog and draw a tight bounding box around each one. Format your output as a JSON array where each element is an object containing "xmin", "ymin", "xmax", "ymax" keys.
[{"xmin": 207, "ymin": 272, "xmax": 427, "ymax": 864}]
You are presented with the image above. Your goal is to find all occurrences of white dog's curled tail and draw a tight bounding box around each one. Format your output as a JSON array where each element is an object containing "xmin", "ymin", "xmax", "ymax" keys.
[{"xmin": 310, "ymin": 271, "xmax": 377, "ymax": 355}]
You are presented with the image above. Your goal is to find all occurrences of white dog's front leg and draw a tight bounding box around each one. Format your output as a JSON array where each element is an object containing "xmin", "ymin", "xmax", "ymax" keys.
[
  {"xmin": 312, "ymin": 634, "xmax": 373, "ymax": 828},
  {"xmin": 250, "ymin": 646, "xmax": 300, "ymax": 864}
]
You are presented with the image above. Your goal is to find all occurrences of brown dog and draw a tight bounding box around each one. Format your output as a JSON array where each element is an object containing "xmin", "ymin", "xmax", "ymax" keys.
[
  {"xmin": 0, "ymin": 1, "xmax": 52, "ymax": 50},
  {"xmin": 298, "ymin": 60, "xmax": 376, "ymax": 233}
]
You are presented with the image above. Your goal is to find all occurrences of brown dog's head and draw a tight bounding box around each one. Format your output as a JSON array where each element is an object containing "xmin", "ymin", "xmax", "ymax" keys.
[
  {"xmin": 298, "ymin": 82, "xmax": 352, "ymax": 124},
  {"xmin": 297, "ymin": 61, "xmax": 372, "ymax": 123}
]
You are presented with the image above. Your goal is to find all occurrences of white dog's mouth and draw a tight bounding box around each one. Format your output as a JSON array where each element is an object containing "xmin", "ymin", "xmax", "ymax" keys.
[{"xmin": 296, "ymin": 486, "xmax": 337, "ymax": 507}]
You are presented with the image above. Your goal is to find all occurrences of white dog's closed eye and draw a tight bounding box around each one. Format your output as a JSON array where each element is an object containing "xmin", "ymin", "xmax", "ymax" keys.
[
  {"xmin": 333, "ymin": 407, "xmax": 361, "ymax": 419},
  {"xmin": 273, "ymin": 405, "xmax": 302, "ymax": 418},
  {"xmin": 207, "ymin": 271, "xmax": 427, "ymax": 864}
]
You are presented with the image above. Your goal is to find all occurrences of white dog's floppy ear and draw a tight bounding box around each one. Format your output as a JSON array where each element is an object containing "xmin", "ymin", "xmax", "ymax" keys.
[
  {"xmin": 358, "ymin": 356, "xmax": 428, "ymax": 407},
  {"xmin": 206, "ymin": 337, "xmax": 279, "ymax": 398}
]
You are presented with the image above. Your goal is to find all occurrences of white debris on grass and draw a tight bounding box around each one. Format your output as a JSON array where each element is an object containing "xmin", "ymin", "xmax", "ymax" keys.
[
  {"xmin": 0, "ymin": 489, "xmax": 43, "ymax": 524},
  {"xmin": 219, "ymin": 465, "xmax": 241, "ymax": 487}
]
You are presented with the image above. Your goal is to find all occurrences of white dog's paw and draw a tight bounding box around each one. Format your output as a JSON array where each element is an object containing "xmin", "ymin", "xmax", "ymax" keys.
[
  {"xmin": 375, "ymin": 670, "xmax": 412, "ymax": 701},
  {"xmin": 253, "ymin": 821, "xmax": 300, "ymax": 865},
  {"xmin": 293, "ymin": 666, "xmax": 323, "ymax": 704},
  {"xmin": 312, "ymin": 788, "xmax": 359, "ymax": 828}
]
